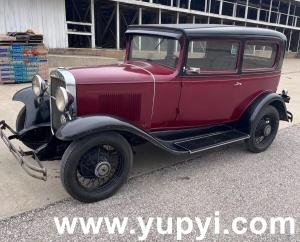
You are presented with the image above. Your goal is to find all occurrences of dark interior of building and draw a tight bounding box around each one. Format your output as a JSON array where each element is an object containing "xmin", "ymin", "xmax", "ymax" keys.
[{"xmin": 65, "ymin": 0, "xmax": 300, "ymax": 52}]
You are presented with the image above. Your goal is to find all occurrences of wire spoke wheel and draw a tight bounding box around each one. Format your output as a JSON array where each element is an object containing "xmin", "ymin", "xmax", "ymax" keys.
[
  {"xmin": 61, "ymin": 132, "xmax": 133, "ymax": 203},
  {"xmin": 76, "ymin": 144, "xmax": 123, "ymax": 190}
]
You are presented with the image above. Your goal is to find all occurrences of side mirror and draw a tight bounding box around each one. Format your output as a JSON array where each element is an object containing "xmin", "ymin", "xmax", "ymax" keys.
[{"xmin": 183, "ymin": 67, "xmax": 201, "ymax": 75}]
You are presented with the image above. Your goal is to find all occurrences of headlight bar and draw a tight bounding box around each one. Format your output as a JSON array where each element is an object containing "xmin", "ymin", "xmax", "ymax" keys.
[
  {"xmin": 55, "ymin": 86, "xmax": 74, "ymax": 113},
  {"xmin": 32, "ymin": 75, "xmax": 47, "ymax": 97}
]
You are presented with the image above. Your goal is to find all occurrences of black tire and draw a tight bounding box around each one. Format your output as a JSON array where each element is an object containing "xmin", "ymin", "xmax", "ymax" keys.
[
  {"xmin": 61, "ymin": 132, "xmax": 133, "ymax": 203},
  {"xmin": 246, "ymin": 105, "xmax": 279, "ymax": 153},
  {"xmin": 16, "ymin": 106, "xmax": 26, "ymax": 132}
]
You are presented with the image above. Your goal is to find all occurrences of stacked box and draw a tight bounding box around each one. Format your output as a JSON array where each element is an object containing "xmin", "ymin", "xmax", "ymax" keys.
[{"xmin": 0, "ymin": 33, "xmax": 48, "ymax": 84}]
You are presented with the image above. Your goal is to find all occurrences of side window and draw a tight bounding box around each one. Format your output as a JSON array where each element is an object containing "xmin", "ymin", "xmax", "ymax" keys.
[
  {"xmin": 186, "ymin": 39, "xmax": 239, "ymax": 74},
  {"xmin": 242, "ymin": 42, "xmax": 277, "ymax": 70}
]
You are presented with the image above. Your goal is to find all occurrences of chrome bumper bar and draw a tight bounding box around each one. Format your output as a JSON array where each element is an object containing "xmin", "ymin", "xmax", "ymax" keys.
[{"xmin": 0, "ymin": 120, "xmax": 47, "ymax": 181}]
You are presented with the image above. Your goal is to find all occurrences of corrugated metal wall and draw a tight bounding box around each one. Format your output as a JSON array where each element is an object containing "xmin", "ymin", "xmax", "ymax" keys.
[{"xmin": 0, "ymin": 0, "xmax": 67, "ymax": 48}]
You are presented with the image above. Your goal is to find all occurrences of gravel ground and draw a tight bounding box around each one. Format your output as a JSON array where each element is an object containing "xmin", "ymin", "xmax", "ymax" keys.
[{"xmin": 0, "ymin": 124, "xmax": 299, "ymax": 241}]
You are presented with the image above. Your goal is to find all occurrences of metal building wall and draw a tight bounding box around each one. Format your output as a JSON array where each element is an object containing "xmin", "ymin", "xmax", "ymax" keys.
[
  {"xmin": 0, "ymin": 0, "xmax": 67, "ymax": 48},
  {"xmin": 97, "ymin": 0, "xmax": 300, "ymax": 52}
]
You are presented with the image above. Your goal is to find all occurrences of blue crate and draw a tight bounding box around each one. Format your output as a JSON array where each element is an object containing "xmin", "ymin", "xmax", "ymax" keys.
[
  {"xmin": 0, "ymin": 68, "xmax": 11, "ymax": 71},
  {"xmin": 1, "ymin": 43, "xmax": 47, "ymax": 83}
]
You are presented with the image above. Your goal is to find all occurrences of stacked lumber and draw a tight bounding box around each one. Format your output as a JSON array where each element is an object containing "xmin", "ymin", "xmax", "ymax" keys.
[{"xmin": 0, "ymin": 30, "xmax": 48, "ymax": 84}]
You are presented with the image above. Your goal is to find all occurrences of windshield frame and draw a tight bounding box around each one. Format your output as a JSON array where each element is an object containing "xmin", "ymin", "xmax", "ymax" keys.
[{"xmin": 126, "ymin": 33, "xmax": 183, "ymax": 70}]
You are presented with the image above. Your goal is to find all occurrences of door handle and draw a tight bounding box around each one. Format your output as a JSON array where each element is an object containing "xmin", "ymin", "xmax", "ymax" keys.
[{"xmin": 234, "ymin": 81, "xmax": 242, "ymax": 86}]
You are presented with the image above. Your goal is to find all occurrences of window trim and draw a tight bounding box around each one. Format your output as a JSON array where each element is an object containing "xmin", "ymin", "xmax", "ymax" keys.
[
  {"xmin": 182, "ymin": 38, "xmax": 241, "ymax": 76},
  {"xmin": 241, "ymin": 40, "xmax": 279, "ymax": 73},
  {"xmin": 127, "ymin": 34, "xmax": 183, "ymax": 70}
]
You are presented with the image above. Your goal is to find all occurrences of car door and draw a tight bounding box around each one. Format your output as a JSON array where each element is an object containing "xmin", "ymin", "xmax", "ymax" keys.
[
  {"xmin": 232, "ymin": 40, "xmax": 281, "ymax": 120},
  {"xmin": 177, "ymin": 38, "xmax": 242, "ymax": 128}
]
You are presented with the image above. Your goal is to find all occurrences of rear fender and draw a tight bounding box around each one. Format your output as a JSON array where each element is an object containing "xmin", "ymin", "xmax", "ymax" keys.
[
  {"xmin": 13, "ymin": 87, "xmax": 50, "ymax": 128},
  {"xmin": 238, "ymin": 92, "xmax": 289, "ymax": 133}
]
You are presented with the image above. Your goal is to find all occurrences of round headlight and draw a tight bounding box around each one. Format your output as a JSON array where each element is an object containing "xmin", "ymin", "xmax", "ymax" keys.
[
  {"xmin": 55, "ymin": 87, "xmax": 68, "ymax": 112},
  {"xmin": 32, "ymin": 75, "xmax": 46, "ymax": 97}
]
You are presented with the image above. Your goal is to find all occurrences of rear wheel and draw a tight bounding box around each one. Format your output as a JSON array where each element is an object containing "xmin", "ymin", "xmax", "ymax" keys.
[
  {"xmin": 61, "ymin": 132, "xmax": 133, "ymax": 203},
  {"xmin": 246, "ymin": 105, "xmax": 279, "ymax": 153}
]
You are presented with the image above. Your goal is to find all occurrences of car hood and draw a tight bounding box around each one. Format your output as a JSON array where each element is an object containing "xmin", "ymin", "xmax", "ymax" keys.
[{"xmin": 68, "ymin": 62, "xmax": 174, "ymax": 85}]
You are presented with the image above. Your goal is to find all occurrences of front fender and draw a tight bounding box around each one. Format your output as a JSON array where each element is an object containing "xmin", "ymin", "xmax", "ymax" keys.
[
  {"xmin": 13, "ymin": 87, "xmax": 50, "ymax": 128},
  {"xmin": 55, "ymin": 116, "xmax": 186, "ymax": 154}
]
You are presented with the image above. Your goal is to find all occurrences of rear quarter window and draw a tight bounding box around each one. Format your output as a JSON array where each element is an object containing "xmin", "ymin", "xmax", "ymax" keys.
[{"xmin": 242, "ymin": 42, "xmax": 277, "ymax": 70}]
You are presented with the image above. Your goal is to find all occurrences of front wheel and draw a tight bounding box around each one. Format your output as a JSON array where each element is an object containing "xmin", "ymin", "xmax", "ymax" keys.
[
  {"xmin": 61, "ymin": 132, "xmax": 133, "ymax": 203},
  {"xmin": 246, "ymin": 105, "xmax": 279, "ymax": 153}
]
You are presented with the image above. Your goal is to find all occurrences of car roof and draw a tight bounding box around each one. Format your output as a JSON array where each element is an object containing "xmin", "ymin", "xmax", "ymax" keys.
[{"xmin": 127, "ymin": 24, "xmax": 287, "ymax": 42}]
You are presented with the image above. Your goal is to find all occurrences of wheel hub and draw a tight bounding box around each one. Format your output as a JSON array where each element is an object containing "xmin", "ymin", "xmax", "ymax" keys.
[
  {"xmin": 263, "ymin": 124, "xmax": 272, "ymax": 136},
  {"xmin": 94, "ymin": 160, "xmax": 111, "ymax": 178}
]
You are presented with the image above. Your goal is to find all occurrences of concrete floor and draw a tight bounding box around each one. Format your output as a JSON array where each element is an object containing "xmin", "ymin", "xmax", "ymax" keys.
[
  {"xmin": 0, "ymin": 124, "xmax": 299, "ymax": 241},
  {"xmin": 0, "ymin": 58, "xmax": 299, "ymax": 219}
]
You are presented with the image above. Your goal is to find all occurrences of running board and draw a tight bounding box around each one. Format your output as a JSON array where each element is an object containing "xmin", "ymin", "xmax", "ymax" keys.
[{"xmin": 173, "ymin": 130, "xmax": 250, "ymax": 154}]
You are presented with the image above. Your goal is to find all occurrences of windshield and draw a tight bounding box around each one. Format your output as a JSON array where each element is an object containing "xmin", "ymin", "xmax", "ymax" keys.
[{"xmin": 129, "ymin": 35, "xmax": 181, "ymax": 69}]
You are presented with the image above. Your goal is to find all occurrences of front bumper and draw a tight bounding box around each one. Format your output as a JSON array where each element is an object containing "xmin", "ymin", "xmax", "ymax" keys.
[{"xmin": 0, "ymin": 120, "xmax": 47, "ymax": 181}]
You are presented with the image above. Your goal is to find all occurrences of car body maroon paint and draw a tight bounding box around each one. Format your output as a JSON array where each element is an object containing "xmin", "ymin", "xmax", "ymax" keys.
[
  {"xmin": 70, "ymin": 61, "xmax": 182, "ymax": 130},
  {"xmin": 0, "ymin": 25, "xmax": 292, "ymax": 202},
  {"xmin": 68, "ymin": 25, "xmax": 284, "ymax": 133}
]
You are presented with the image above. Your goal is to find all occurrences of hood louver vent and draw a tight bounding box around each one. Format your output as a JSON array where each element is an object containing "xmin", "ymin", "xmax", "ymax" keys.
[{"xmin": 98, "ymin": 93, "xmax": 142, "ymax": 122}]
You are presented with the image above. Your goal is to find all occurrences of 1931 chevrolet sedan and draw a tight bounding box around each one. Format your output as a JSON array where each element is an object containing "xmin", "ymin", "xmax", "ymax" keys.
[{"xmin": 0, "ymin": 24, "xmax": 293, "ymax": 202}]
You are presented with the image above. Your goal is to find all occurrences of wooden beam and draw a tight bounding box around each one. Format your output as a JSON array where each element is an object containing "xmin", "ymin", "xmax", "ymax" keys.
[
  {"xmin": 268, "ymin": 0, "xmax": 273, "ymax": 22},
  {"xmin": 139, "ymin": 8, "xmax": 142, "ymax": 50},
  {"xmin": 245, "ymin": 0, "xmax": 249, "ymax": 19},
  {"xmin": 286, "ymin": 1, "xmax": 291, "ymax": 25},
  {"xmin": 139, "ymin": 7, "xmax": 142, "ymax": 25},
  {"xmin": 158, "ymin": 8, "xmax": 162, "ymax": 24},
  {"xmin": 233, "ymin": 2, "xmax": 237, "ymax": 18},
  {"xmin": 276, "ymin": 1, "xmax": 281, "ymax": 24},
  {"xmin": 116, "ymin": 2, "xmax": 120, "ymax": 50},
  {"xmin": 63, "ymin": 0, "xmax": 68, "ymax": 48},
  {"xmin": 297, "ymin": 31, "xmax": 300, "ymax": 52},
  {"xmin": 219, "ymin": 0, "xmax": 223, "ymax": 15},
  {"xmin": 91, "ymin": 0, "xmax": 95, "ymax": 48},
  {"xmin": 158, "ymin": 8, "xmax": 162, "ymax": 51},
  {"xmin": 257, "ymin": 0, "xmax": 261, "ymax": 21},
  {"xmin": 67, "ymin": 31, "xmax": 92, "ymax": 36},
  {"xmin": 288, "ymin": 30, "xmax": 292, "ymax": 52},
  {"xmin": 66, "ymin": 21, "xmax": 92, "ymax": 26}
]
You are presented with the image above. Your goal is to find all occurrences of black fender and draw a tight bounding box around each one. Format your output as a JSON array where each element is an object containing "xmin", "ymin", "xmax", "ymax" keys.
[
  {"xmin": 17, "ymin": 123, "xmax": 52, "ymax": 150},
  {"xmin": 13, "ymin": 87, "xmax": 50, "ymax": 129},
  {"xmin": 55, "ymin": 116, "xmax": 187, "ymax": 155},
  {"xmin": 238, "ymin": 92, "xmax": 289, "ymax": 133}
]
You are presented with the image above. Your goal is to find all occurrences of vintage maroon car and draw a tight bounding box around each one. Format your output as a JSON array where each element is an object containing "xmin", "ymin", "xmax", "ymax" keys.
[{"xmin": 0, "ymin": 24, "xmax": 292, "ymax": 202}]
